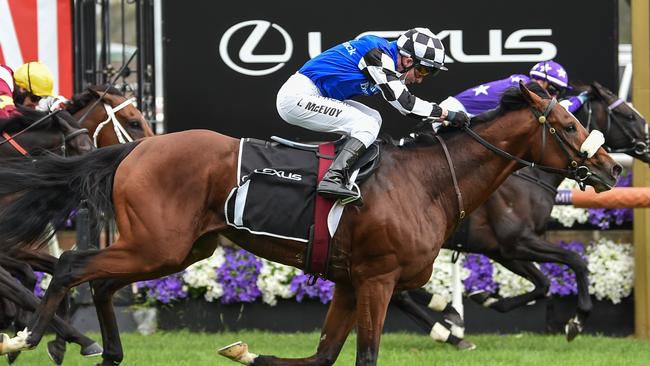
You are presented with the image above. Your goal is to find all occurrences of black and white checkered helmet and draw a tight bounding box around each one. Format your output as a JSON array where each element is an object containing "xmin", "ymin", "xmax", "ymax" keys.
[{"xmin": 396, "ymin": 28, "xmax": 447, "ymax": 71}]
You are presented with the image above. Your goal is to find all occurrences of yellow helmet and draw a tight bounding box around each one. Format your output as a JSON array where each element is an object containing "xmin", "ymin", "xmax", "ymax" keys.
[{"xmin": 14, "ymin": 61, "xmax": 54, "ymax": 97}]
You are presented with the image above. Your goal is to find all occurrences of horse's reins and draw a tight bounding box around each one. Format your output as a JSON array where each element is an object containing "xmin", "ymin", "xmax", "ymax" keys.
[
  {"xmin": 602, "ymin": 97, "xmax": 649, "ymax": 156},
  {"xmin": 0, "ymin": 110, "xmax": 89, "ymax": 158},
  {"xmin": 461, "ymin": 98, "xmax": 608, "ymax": 191},
  {"xmin": 92, "ymin": 97, "xmax": 136, "ymax": 146}
]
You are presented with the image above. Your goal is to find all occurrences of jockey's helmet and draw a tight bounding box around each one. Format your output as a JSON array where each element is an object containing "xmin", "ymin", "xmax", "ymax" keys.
[
  {"xmin": 529, "ymin": 60, "xmax": 570, "ymax": 91},
  {"xmin": 14, "ymin": 61, "xmax": 54, "ymax": 97},
  {"xmin": 397, "ymin": 28, "xmax": 447, "ymax": 76}
]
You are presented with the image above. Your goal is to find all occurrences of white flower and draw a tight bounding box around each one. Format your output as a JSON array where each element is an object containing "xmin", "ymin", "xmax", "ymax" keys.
[
  {"xmin": 551, "ymin": 179, "xmax": 589, "ymax": 227},
  {"xmin": 493, "ymin": 262, "xmax": 535, "ymax": 298},
  {"xmin": 182, "ymin": 246, "xmax": 226, "ymax": 302},
  {"xmin": 256, "ymin": 259, "xmax": 299, "ymax": 306},
  {"xmin": 586, "ymin": 238, "xmax": 634, "ymax": 304},
  {"xmin": 422, "ymin": 249, "xmax": 469, "ymax": 302}
]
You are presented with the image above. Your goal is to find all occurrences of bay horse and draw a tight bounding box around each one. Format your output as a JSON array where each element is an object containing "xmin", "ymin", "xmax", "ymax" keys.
[
  {"xmin": 0, "ymin": 83, "xmax": 620, "ymax": 366},
  {"xmin": 398, "ymin": 81, "xmax": 650, "ymax": 345},
  {"xmin": 64, "ymin": 85, "xmax": 155, "ymax": 147}
]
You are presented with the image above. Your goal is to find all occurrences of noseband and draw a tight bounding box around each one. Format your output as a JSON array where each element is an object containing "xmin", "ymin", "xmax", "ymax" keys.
[
  {"xmin": 602, "ymin": 98, "xmax": 648, "ymax": 156},
  {"xmin": 461, "ymin": 98, "xmax": 604, "ymax": 190},
  {"xmin": 93, "ymin": 97, "xmax": 136, "ymax": 146}
]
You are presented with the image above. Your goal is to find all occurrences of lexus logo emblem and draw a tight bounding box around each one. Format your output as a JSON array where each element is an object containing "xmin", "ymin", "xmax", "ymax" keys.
[{"xmin": 219, "ymin": 20, "xmax": 294, "ymax": 76}]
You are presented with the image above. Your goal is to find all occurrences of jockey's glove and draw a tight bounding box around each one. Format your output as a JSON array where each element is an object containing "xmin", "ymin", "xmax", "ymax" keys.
[
  {"xmin": 577, "ymin": 91, "xmax": 590, "ymax": 104},
  {"xmin": 445, "ymin": 110, "xmax": 470, "ymax": 128}
]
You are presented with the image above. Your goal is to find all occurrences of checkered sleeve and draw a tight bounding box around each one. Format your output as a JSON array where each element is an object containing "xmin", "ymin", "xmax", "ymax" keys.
[{"xmin": 358, "ymin": 48, "xmax": 442, "ymax": 119}]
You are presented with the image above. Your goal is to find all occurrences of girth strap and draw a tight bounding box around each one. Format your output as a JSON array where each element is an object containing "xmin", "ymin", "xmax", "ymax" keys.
[{"xmin": 435, "ymin": 134, "xmax": 465, "ymax": 222}]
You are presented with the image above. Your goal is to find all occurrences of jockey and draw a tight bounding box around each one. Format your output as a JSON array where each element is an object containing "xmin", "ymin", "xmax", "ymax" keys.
[
  {"xmin": 0, "ymin": 65, "xmax": 20, "ymax": 119},
  {"xmin": 277, "ymin": 28, "xmax": 469, "ymax": 204},
  {"xmin": 438, "ymin": 60, "xmax": 589, "ymax": 121},
  {"xmin": 13, "ymin": 61, "xmax": 66, "ymax": 112}
]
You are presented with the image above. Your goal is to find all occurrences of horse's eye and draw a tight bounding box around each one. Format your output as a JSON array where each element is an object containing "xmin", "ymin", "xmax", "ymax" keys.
[
  {"xmin": 128, "ymin": 121, "xmax": 143, "ymax": 129},
  {"xmin": 565, "ymin": 123, "xmax": 577, "ymax": 133}
]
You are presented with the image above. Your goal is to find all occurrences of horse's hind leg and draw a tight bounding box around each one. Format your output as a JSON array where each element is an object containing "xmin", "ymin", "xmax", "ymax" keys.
[
  {"xmin": 89, "ymin": 278, "xmax": 133, "ymax": 366},
  {"xmin": 393, "ymin": 291, "xmax": 474, "ymax": 350},
  {"xmin": 505, "ymin": 236, "xmax": 591, "ymax": 341},
  {"xmin": 481, "ymin": 257, "xmax": 550, "ymax": 312},
  {"xmin": 220, "ymin": 283, "xmax": 357, "ymax": 366},
  {"xmin": 0, "ymin": 265, "xmax": 101, "ymax": 356}
]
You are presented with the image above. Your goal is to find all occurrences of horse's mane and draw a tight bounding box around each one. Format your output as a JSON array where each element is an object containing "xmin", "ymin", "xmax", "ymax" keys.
[
  {"xmin": 66, "ymin": 85, "xmax": 124, "ymax": 115},
  {"xmin": 0, "ymin": 106, "xmax": 55, "ymax": 133},
  {"xmin": 396, "ymin": 82, "xmax": 551, "ymax": 148}
]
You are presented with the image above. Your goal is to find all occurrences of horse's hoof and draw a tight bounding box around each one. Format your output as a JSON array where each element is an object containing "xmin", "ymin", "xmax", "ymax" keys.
[
  {"xmin": 46, "ymin": 340, "xmax": 66, "ymax": 365},
  {"xmin": 6, "ymin": 351, "xmax": 20, "ymax": 364},
  {"xmin": 468, "ymin": 291, "xmax": 497, "ymax": 307},
  {"xmin": 456, "ymin": 339, "xmax": 477, "ymax": 351},
  {"xmin": 0, "ymin": 333, "xmax": 8, "ymax": 355},
  {"xmin": 218, "ymin": 341, "xmax": 258, "ymax": 365},
  {"xmin": 565, "ymin": 317, "xmax": 583, "ymax": 342},
  {"xmin": 443, "ymin": 312, "xmax": 465, "ymax": 328},
  {"xmin": 80, "ymin": 342, "xmax": 103, "ymax": 358}
]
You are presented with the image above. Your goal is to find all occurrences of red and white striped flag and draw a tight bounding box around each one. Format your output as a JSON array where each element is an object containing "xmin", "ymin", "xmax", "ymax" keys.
[{"xmin": 0, "ymin": 0, "xmax": 72, "ymax": 97}]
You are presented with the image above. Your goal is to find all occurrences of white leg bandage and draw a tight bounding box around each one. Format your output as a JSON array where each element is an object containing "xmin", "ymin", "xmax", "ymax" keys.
[
  {"xmin": 429, "ymin": 322, "xmax": 451, "ymax": 342},
  {"xmin": 427, "ymin": 293, "xmax": 448, "ymax": 312}
]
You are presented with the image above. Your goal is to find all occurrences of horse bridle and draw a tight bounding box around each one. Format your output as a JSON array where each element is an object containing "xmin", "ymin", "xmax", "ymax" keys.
[
  {"xmin": 461, "ymin": 98, "xmax": 606, "ymax": 190},
  {"xmin": 0, "ymin": 111, "xmax": 89, "ymax": 158},
  {"xmin": 584, "ymin": 95, "xmax": 649, "ymax": 156},
  {"xmin": 92, "ymin": 97, "xmax": 137, "ymax": 146}
]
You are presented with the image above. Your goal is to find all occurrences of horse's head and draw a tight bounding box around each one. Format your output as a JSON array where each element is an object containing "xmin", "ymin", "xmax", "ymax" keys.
[
  {"xmin": 518, "ymin": 82, "xmax": 621, "ymax": 192},
  {"xmin": 67, "ymin": 85, "xmax": 154, "ymax": 147},
  {"xmin": 0, "ymin": 107, "xmax": 93, "ymax": 157},
  {"xmin": 53, "ymin": 110, "xmax": 94, "ymax": 156},
  {"xmin": 580, "ymin": 81, "xmax": 650, "ymax": 165}
]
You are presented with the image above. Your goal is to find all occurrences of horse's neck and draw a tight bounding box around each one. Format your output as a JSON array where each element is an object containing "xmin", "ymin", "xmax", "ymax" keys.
[{"xmin": 395, "ymin": 112, "xmax": 538, "ymax": 234}]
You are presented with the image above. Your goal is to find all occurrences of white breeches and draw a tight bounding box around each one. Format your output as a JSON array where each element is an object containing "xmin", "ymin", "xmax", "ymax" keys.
[{"xmin": 276, "ymin": 73, "xmax": 382, "ymax": 148}]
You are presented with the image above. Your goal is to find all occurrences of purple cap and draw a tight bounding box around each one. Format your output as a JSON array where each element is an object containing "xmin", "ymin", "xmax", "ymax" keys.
[{"xmin": 529, "ymin": 61, "xmax": 570, "ymax": 89}]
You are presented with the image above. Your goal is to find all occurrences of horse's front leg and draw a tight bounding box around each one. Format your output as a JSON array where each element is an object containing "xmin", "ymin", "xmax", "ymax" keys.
[
  {"xmin": 219, "ymin": 283, "xmax": 357, "ymax": 366},
  {"xmin": 354, "ymin": 272, "xmax": 396, "ymax": 366}
]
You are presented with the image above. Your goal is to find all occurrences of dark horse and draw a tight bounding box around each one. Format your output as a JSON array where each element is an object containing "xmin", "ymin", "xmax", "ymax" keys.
[
  {"xmin": 397, "ymin": 81, "xmax": 650, "ymax": 345},
  {"xmin": 0, "ymin": 87, "xmax": 154, "ymax": 364},
  {"xmin": 0, "ymin": 107, "xmax": 100, "ymax": 362},
  {"xmin": 0, "ymin": 83, "xmax": 620, "ymax": 365}
]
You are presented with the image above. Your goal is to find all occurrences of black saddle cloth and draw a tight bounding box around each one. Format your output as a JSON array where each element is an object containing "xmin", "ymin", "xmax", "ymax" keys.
[{"xmin": 225, "ymin": 137, "xmax": 381, "ymax": 242}]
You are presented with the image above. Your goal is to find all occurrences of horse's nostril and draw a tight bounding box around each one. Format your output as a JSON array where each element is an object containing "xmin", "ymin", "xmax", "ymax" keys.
[{"xmin": 612, "ymin": 163, "xmax": 623, "ymax": 177}]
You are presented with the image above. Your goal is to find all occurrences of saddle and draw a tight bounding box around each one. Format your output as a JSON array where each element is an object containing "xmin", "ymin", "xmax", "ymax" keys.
[
  {"xmin": 269, "ymin": 136, "xmax": 382, "ymax": 183},
  {"xmin": 224, "ymin": 136, "xmax": 382, "ymax": 277}
]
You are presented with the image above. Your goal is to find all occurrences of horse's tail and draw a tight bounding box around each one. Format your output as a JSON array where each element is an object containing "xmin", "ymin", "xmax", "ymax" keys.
[{"xmin": 0, "ymin": 141, "xmax": 141, "ymax": 250}]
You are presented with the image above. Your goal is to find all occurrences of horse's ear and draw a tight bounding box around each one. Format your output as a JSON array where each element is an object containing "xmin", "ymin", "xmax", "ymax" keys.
[
  {"xmin": 590, "ymin": 81, "xmax": 607, "ymax": 98},
  {"xmin": 87, "ymin": 87, "xmax": 101, "ymax": 99},
  {"xmin": 519, "ymin": 81, "xmax": 542, "ymax": 107}
]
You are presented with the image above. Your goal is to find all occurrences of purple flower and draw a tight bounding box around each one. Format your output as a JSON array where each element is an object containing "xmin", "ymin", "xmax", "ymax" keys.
[
  {"xmin": 216, "ymin": 247, "xmax": 262, "ymax": 304},
  {"xmin": 33, "ymin": 271, "xmax": 46, "ymax": 298},
  {"xmin": 463, "ymin": 254, "xmax": 497, "ymax": 293},
  {"xmin": 587, "ymin": 171, "xmax": 633, "ymax": 229},
  {"xmin": 289, "ymin": 273, "xmax": 334, "ymax": 304},
  {"xmin": 136, "ymin": 273, "xmax": 188, "ymax": 304},
  {"xmin": 539, "ymin": 240, "xmax": 585, "ymax": 296}
]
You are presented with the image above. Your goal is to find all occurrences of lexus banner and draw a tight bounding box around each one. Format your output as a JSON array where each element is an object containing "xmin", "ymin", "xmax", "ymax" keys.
[
  {"xmin": 163, "ymin": 0, "xmax": 618, "ymax": 140},
  {"xmin": 0, "ymin": 0, "xmax": 73, "ymax": 97}
]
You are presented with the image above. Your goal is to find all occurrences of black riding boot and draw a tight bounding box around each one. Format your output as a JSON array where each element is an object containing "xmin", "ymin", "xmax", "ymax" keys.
[{"xmin": 317, "ymin": 137, "xmax": 366, "ymax": 204}]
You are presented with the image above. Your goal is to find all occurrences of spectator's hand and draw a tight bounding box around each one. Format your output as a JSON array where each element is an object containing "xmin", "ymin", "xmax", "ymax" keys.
[{"xmin": 444, "ymin": 110, "xmax": 470, "ymax": 128}]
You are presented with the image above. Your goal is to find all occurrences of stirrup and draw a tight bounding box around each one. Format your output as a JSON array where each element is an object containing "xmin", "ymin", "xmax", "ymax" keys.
[{"xmin": 339, "ymin": 183, "xmax": 362, "ymax": 206}]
